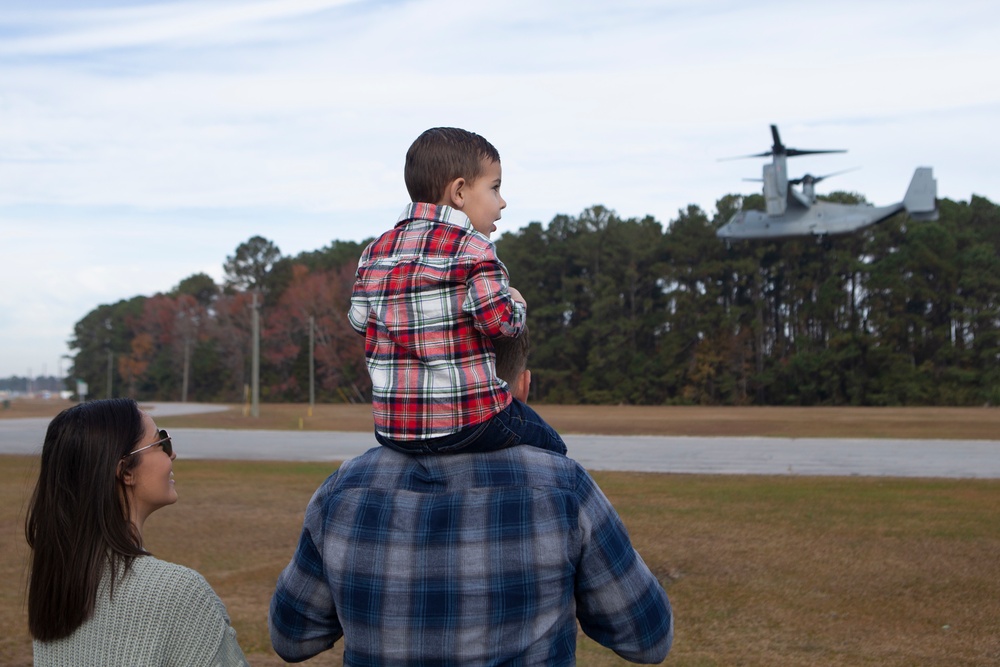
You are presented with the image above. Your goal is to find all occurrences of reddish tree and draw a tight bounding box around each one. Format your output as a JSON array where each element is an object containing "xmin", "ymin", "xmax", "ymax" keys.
[{"xmin": 264, "ymin": 263, "xmax": 368, "ymax": 401}]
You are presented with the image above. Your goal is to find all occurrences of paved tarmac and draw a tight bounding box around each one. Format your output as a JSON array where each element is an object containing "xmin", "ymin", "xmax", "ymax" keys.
[{"xmin": 1, "ymin": 402, "xmax": 998, "ymax": 478}]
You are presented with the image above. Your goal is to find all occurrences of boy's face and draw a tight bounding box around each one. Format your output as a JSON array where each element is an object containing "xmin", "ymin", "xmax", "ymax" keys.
[{"xmin": 460, "ymin": 158, "xmax": 506, "ymax": 238}]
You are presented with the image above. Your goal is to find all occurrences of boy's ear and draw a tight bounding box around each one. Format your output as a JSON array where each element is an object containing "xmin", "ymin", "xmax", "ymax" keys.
[{"xmin": 443, "ymin": 177, "xmax": 467, "ymax": 209}]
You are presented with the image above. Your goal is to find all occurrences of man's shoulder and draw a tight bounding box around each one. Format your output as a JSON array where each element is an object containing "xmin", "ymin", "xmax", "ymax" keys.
[{"xmin": 327, "ymin": 446, "xmax": 585, "ymax": 494}]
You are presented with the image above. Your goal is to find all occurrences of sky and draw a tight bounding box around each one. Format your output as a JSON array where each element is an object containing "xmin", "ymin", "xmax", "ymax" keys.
[{"xmin": 1, "ymin": 0, "xmax": 998, "ymax": 379}]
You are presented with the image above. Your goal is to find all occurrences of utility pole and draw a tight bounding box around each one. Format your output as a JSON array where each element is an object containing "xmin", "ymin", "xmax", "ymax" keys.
[
  {"xmin": 308, "ymin": 315, "xmax": 315, "ymax": 417},
  {"xmin": 251, "ymin": 291, "xmax": 260, "ymax": 418},
  {"xmin": 181, "ymin": 336, "xmax": 191, "ymax": 403}
]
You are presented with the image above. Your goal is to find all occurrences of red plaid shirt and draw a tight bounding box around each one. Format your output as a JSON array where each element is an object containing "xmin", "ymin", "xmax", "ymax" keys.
[{"xmin": 349, "ymin": 203, "xmax": 525, "ymax": 440}]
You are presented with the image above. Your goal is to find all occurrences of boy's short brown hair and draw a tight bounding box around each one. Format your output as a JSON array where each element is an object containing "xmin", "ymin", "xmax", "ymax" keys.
[
  {"xmin": 404, "ymin": 127, "xmax": 501, "ymax": 203},
  {"xmin": 493, "ymin": 325, "xmax": 530, "ymax": 386}
]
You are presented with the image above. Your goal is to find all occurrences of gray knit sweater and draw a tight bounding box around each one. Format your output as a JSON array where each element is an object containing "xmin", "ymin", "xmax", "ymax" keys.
[{"xmin": 33, "ymin": 556, "xmax": 249, "ymax": 666}]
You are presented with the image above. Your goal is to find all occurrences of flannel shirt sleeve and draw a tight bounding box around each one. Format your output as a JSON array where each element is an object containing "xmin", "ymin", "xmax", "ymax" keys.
[
  {"xmin": 574, "ymin": 468, "xmax": 673, "ymax": 663},
  {"xmin": 269, "ymin": 486, "xmax": 344, "ymax": 662},
  {"xmin": 348, "ymin": 264, "xmax": 370, "ymax": 336},
  {"xmin": 462, "ymin": 251, "xmax": 525, "ymax": 339}
]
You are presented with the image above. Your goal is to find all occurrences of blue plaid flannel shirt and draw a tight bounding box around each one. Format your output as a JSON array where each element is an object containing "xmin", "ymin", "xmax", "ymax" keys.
[{"xmin": 269, "ymin": 446, "xmax": 673, "ymax": 665}]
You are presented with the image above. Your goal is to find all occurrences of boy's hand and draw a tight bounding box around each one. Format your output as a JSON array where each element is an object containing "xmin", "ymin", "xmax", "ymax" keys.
[{"xmin": 509, "ymin": 286, "xmax": 526, "ymax": 309}]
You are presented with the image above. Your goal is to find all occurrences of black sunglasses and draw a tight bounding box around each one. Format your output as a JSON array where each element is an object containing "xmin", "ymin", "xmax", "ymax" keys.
[{"xmin": 124, "ymin": 429, "xmax": 173, "ymax": 458}]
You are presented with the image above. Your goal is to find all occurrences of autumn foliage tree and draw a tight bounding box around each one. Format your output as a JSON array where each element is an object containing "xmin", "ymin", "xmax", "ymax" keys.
[
  {"xmin": 263, "ymin": 263, "xmax": 367, "ymax": 402},
  {"xmin": 68, "ymin": 196, "xmax": 1000, "ymax": 406}
]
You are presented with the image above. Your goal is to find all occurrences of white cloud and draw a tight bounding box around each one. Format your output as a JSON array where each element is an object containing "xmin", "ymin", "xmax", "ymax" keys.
[
  {"xmin": 0, "ymin": 0, "xmax": 365, "ymax": 55},
  {"xmin": 1, "ymin": 0, "xmax": 999, "ymax": 376}
]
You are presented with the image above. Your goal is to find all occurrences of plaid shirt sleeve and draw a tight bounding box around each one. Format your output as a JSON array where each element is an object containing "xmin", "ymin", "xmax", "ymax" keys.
[
  {"xmin": 462, "ymin": 251, "xmax": 525, "ymax": 339},
  {"xmin": 347, "ymin": 243, "xmax": 373, "ymax": 336},
  {"xmin": 574, "ymin": 468, "xmax": 674, "ymax": 663},
  {"xmin": 269, "ymin": 479, "xmax": 344, "ymax": 663}
]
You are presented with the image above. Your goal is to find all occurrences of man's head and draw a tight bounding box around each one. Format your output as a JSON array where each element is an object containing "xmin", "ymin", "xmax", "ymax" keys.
[
  {"xmin": 493, "ymin": 325, "xmax": 531, "ymax": 403},
  {"xmin": 404, "ymin": 127, "xmax": 506, "ymax": 238}
]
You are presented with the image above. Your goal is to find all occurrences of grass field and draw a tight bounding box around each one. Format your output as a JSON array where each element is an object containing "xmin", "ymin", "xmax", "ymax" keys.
[
  {"xmin": 2, "ymin": 399, "xmax": 1000, "ymax": 665},
  {"xmin": 7, "ymin": 398, "xmax": 1000, "ymax": 439}
]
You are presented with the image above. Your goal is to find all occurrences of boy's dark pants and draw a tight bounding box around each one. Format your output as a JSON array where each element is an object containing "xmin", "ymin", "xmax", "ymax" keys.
[{"xmin": 376, "ymin": 399, "xmax": 567, "ymax": 455}]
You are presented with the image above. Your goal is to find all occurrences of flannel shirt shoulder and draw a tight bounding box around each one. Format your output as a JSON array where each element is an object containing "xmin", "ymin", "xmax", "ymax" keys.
[{"xmin": 270, "ymin": 448, "xmax": 671, "ymax": 665}]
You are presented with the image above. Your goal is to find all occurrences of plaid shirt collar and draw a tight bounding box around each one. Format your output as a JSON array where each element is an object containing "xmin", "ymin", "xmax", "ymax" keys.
[{"xmin": 397, "ymin": 203, "xmax": 475, "ymax": 233}]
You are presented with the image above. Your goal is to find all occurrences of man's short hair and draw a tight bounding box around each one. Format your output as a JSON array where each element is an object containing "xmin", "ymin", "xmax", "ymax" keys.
[
  {"xmin": 405, "ymin": 127, "xmax": 501, "ymax": 203},
  {"xmin": 493, "ymin": 325, "xmax": 530, "ymax": 386}
]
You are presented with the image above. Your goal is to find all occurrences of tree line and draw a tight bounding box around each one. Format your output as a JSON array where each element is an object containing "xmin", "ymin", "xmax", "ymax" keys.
[{"xmin": 67, "ymin": 192, "xmax": 1000, "ymax": 406}]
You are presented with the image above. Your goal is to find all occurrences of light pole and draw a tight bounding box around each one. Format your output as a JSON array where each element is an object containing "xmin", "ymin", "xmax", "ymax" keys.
[
  {"xmin": 308, "ymin": 315, "xmax": 315, "ymax": 417},
  {"xmin": 251, "ymin": 291, "xmax": 260, "ymax": 418}
]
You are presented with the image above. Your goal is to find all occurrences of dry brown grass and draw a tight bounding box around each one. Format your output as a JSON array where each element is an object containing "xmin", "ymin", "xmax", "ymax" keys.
[
  {"xmin": 146, "ymin": 403, "xmax": 1000, "ymax": 440},
  {"xmin": 3, "ymin": 400, "xmax": 1000, "ymax": 665},
  {"xmin": 3, "ymin": 456, "xmax": 999, "ymax": 666},
  {"xmin": 6, "ymin": 397, "xmax": 1000, "ymax": 440},
  {"xmin": 0, "ymin": 397, "xmax": 77, "ymax": 419}
]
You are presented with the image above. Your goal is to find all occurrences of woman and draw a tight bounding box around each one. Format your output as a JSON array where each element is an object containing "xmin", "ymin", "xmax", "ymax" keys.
[{"xmin": 25, "ymin": 398, "xmax": 248, "ymax": 666}]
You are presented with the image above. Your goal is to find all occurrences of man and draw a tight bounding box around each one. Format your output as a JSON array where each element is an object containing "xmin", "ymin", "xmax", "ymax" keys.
[{"xmin": 269, "ymin": 327, "xmax": 673, "ymax": 664}]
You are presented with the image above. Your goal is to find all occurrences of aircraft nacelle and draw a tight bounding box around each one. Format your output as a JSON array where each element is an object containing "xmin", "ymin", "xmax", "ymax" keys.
[{"xmin": 762, "ymin": 164, "xmax": 787, "ymax": 216}]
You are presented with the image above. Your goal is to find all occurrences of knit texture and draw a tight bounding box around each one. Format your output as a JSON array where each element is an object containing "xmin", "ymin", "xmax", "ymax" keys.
[{"xmin": 34, "ymin": 556, "xmax": 248, "ymax": 666}]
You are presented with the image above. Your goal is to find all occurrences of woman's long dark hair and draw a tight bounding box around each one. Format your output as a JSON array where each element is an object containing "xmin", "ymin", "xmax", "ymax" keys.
[{"xmin": 25, "ymin": 398, "xmax": 149, "ymax": 641}]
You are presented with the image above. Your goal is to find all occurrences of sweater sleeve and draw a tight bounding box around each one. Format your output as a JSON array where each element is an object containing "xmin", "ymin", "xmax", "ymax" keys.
[
  {"xmin": 208, "ymin": 625, "xmax": 250, "ymax": 667},
  {"xmin": 159, "ymin": 563, "xmax": 250, "ymax": 667}
]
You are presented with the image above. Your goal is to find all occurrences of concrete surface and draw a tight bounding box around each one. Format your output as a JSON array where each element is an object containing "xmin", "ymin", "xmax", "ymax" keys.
[{"xmin": 2, "ymin": 403, "xmax": 998, "ymax": 478}]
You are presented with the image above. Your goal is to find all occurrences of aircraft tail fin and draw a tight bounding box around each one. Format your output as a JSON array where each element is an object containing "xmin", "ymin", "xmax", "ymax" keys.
[{"xmin": 903, "ymin": 167, "xmax": 938, "ymax": 220}]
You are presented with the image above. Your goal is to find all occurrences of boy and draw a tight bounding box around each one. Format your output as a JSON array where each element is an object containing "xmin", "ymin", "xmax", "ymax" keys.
[{"xmin": 348, "ymin": 127, "xmax": 565, "ymax": 455}]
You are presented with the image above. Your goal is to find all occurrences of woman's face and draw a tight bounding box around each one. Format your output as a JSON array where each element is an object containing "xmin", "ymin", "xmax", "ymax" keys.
[{"xmin": 125, "ymin": 412, "xmax": 178, "ymax": 522}]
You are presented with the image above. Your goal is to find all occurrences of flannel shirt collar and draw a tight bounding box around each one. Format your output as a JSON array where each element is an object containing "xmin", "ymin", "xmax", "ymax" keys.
[{"xmin": 397, "ymin": 202, "xmax": 473, "ymax": 232}]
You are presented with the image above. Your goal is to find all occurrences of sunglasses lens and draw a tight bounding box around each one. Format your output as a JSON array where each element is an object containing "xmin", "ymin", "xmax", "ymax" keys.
[{"xmin": 159, "ymin": 430, "xmax": 173, "ymax": 456}]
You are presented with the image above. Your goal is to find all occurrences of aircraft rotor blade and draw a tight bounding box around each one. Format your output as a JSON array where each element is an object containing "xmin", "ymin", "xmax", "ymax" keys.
[
  {"xmin": 788, "ymin": 167, "xmax": 860, "ymax": 185},
  {"xmin": 786, "ymin": 148, "xmax": 847, "ymax": 158},
  {"xmin": 717, "ymin": 151, "xmax": 773, "ymax": 161},
  {"xmin": 717, "ymin": 125, "xmax": 846, "ymax": 161},
  {"xmin": 770, "ymin": 124, "xmax": 784, "ymax": 153}
]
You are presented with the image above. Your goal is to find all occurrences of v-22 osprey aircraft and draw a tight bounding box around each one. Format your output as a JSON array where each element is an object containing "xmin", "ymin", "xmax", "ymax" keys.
[{"xmin": 715, "ymin": 125, "xmax": 938, "ymax": 241}]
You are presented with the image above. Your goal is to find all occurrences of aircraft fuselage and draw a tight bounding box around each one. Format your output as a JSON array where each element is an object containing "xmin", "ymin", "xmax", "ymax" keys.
[{"xmin": 716, "ymin": 200, "xmax": 905, "ymax": 241}]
